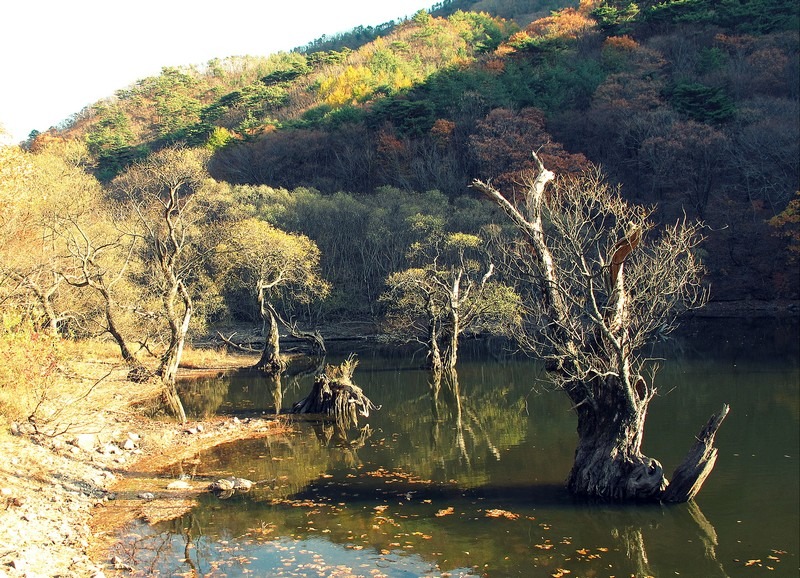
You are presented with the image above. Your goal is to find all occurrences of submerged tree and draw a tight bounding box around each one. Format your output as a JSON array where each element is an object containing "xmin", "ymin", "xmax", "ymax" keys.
[
  {"xmin": 221, "ymin": 217, "xmax": 329, "ymax": 373},
  {"xmin": 381, "ymin": 214, "xmax": 521, "ymax": 372},
  {"xmin": 291, "ymin": 355, "xmax": 379, "ymax": 438},
  {"xmin": 472, "ymin": 152, "xmax": 728, "ymax": 502}
]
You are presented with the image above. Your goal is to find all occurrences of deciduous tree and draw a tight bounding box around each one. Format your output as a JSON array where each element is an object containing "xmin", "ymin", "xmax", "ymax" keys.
[
  {"xmin": 220, "ymin": 218, "xmax": 329, "ymax": 373},
  {"xmin": 112, "ymin": 146, "xmax": 214, "ymax": 422},
  {"xmin": 473, "ymin": 152, "xmax": 727, "ymax": 502},
  {"xmin": 381, "ymin": 214, "xmax": 521, "ymax": 372}
]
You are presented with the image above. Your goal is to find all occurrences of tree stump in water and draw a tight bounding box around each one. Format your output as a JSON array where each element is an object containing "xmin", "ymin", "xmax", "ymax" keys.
[
  {"xmin": 663, "ymin": 404, "xmax": 730, "ymax": 502},
  {"xmin": 291, "ymin": 356, "xmax": 379, "ymax": 430}
]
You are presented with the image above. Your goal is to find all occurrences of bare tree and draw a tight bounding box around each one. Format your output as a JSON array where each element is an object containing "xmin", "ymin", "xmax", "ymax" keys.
[
  {"xmin": 381, "ymin": 216, "xmax": 521, "ymax": 373},
  {"xmin": 472, "ymin": 152, "xmax": 728, "ymax": 502},
  {"xmin": 113, "ymin": 147, "xmax": 213, "ymax": 423},
  {"xmin": 59, "ymin": 203, "xmax": 145, "ymax": 374}
]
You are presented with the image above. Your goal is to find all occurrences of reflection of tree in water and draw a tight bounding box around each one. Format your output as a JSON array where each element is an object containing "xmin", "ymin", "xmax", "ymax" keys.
[
  {"xmin": 397, "ymin": 367, "xmax": 527, "ymax": 485},
  {"xmin": 178, "ymin": 375, "xmax": 230, "ymax": 418},
  {"xmin": 113, "ymin": 488, "xmax": 730, "ymax": 578},
  {"xmin": 309, "ymin": 421, "xmax": 373, "ymax": 469},
  {"xmin": 581, "ymin": 501, "xmax": 729, "ymax": 578}
]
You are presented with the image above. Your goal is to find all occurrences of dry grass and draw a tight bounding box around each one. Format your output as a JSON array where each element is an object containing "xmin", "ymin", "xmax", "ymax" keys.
[
  {"xmin": 0, "ymin": 330, "xmax": 159, "ymax": 436},
  {"xmin": 178, "ymin": 343, "xmax": 256, "ymax": 369}
]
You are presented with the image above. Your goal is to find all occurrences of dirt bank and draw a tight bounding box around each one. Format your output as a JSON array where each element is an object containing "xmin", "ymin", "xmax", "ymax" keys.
[{"xmin": 0, "ymin": 354, "xmax": 289, "ymax": 578}]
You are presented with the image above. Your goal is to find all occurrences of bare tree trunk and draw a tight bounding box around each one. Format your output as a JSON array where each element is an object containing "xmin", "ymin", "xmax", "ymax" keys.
[
  {"xmin": 426, "ymin": 297, "xmax": 443, "ymax": 373},
  {"xmin": 567, "ymin": 375, "xmax": 665, "ymax": 500},
  {"xmin": 255, "ymin": 301, "xmax": 286, "ymax": 374},
  {"xmin": 291, "ymin": 357, "xmax": 379, "ymax": 431},
  {"xmin": 158, "ymin": 282, "xmax": 191, "ymax": 424},
  {"xmin": 663, "ymin": 404, "xmax": 730, "ymax": 502}
]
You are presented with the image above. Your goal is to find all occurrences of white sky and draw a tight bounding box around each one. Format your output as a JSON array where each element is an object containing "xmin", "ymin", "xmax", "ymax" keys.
[{"xmin": 0, "ymin": 0, "xmax": 432, "ymax": 144}]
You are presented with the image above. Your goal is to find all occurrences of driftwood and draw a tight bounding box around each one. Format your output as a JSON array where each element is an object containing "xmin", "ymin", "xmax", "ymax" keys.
[
  {"xmin": 663, "ymin": 404, "xmax": 730, "ymax": 502},
  {"xmin": 216, "ymin": 331, "xmax": 259, "ymax": 353},
  {"xmin": 291, "ymin": 356, "xmax": 379, "ymax": 430}
]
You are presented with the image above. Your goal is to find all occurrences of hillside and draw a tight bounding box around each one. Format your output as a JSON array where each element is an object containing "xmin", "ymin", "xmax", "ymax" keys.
[{"xmin": 27, "ymin": 0, "xmax": 800, "ymax": 310}]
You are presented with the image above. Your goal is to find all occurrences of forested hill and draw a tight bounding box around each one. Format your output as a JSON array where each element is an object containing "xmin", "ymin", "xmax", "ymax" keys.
[{"xmin": 34, "ymin": 0, "xmax": 800, "ymax": 308}]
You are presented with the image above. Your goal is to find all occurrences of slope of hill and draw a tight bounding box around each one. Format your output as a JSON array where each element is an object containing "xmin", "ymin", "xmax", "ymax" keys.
[{"xmin": 41, "ymin": 0, "xmax": 800, "ymax": 304}]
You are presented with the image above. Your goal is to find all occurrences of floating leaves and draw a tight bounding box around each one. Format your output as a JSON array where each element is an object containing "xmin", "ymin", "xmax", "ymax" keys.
[
  {"xmin": 484, "ymin": 508, "xmax": 519, "ymax": 520},
  {"xmin": 739, "ymin": 550, "xmax": 787, "ymax": 571}
]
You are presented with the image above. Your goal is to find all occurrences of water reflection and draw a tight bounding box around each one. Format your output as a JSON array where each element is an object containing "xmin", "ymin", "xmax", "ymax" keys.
[
  {"xmin": 113, "ymin": 485, "xmax": 732, "ymax": 577},
  {"xmin": 123, "ymin": 318, "xmax": 797, "ymax": 577}
]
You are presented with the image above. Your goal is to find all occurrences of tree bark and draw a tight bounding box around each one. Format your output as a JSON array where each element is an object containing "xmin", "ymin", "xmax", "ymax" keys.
[
  {"xmin": 426, "ymin": 296, "xmax": 443, "ymax": 373},
  {"xmin": 566, "ymin": 375, "xmax": 666, "ymax": 501},
  {"xmin": 255, "ymin": 301, "xmax": 286, "ymax": 374},
  {"xmin": 291, "ymin": 357, "xmax": 378, "ymax": 430},
  {"xmin": 158, "ymin": 281, "xmax": 191, "ymax": 424},
  {"xmin": 662, "ymin": 404, "xmax": 730, "ymax": 502}
]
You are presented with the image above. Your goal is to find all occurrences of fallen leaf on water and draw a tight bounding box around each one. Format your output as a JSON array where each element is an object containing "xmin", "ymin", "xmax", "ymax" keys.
[
  {"xmin": 485, "ymin": 509, "xmax": 519, "ymax": 520},
  {"xmin": 551, "ymin": 569, "xmax": 571, "ymax": 577},
  {"xmin": 745, "ymin": 559, "xmax": 761, "ymax": 567},
  {"xmin": 436, "ymin": 507, "xmax": 455, "ymax": 517}
]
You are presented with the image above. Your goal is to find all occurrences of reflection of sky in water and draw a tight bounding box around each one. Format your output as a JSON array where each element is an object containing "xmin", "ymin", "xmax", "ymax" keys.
[
  {"xmin": 123, "ymin": 527, "xmax": 476, "ymax": 577},
  {"xmin": 134, "ymin": 317, "xmax": 798, "ymax": 577}
]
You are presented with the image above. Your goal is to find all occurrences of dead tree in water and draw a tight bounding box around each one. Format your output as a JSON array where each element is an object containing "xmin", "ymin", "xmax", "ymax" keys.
[
  {"xmin": 472, "ymin": 152, "xmax": 728, "ymax": 502},
  {"xmin": 291, "ymin": 355, "xmax": 379, "ymax": 431}
]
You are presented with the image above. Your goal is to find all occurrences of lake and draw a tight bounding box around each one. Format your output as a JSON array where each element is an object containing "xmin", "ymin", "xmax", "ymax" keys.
[{"xmin": 113, "ymin": 316, "xmax": 798, "ymax": 577}]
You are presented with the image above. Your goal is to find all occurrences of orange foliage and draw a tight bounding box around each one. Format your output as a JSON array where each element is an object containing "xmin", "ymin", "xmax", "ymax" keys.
[
  {"xmin": 484, "ymin": 57, "xmax": 506, "ymax": 74},
  {"xmin": 429, "ymin": 119, "xmax": 455, "ymax": 147},
  {"xmin": 603, "ymin": 35, "xmax": 639, "ymax": 52},
  {"xmin": 525, "ymin": 8, "xmax": 595, "ymax": 41},
  {"xmin": 769, "ymin": 192, "xmax": 800, "ymax": 262},
  {"xmin": 27, "ymin": 132, "xmax": 67, "ymax": 153},
  {"xmin": 578, "ymin": 0, "xmax": 603, "ymax": 13},
  {"xmin": 470, "ymin": 107, "xmax": 589, "ymax": 194},
  {"xmin": 376, "ymin": 130, "xmax": 406, "ymax": 156}
]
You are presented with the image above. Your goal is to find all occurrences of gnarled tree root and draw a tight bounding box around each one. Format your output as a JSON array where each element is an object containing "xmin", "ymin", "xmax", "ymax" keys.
[{"xmin": 290, "ymin": 356, "xmax": 379, "ymax": 430}]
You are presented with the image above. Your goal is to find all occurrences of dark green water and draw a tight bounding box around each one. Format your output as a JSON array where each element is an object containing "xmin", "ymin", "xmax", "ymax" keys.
[{"xmin": 115, "ymin": 317, "xmax": 799, "ymax": 577}]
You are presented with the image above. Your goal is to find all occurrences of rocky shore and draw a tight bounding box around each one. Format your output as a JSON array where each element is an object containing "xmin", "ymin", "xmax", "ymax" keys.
[{"xmin": 0, "ymin": 356, "xmax": 286, "ymax": 578}]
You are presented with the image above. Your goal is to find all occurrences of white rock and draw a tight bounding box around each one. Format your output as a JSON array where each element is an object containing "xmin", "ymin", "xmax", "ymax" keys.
[
  {"xmin": 166, "ymin": 480, "xmax": 191, "ymax": 490},
  {"xmin": 123, "ymin": 439, "xmax": 136, "ymax": 451},
  {"xmin": 72, "ymin": 433, "xmax": 98, "ymax": 452},
  {"xmin": 137, "ymin": 492, "xmax": 155, "ymax": 500}
]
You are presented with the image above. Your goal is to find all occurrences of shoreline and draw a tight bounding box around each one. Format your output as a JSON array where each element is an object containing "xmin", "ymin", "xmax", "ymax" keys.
[
  {"xmin": 0, "ymin": 356, "xmax": 289, "ymax": 578},
  {"xmin": 0, "ymin": 306, "xmax": 797, "ymax": 576}
]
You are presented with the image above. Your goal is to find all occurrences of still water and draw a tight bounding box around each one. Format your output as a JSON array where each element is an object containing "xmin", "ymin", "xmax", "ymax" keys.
[{"xmin": 116, "ymin": 317, "xmax": 798, "ymax": 577}]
